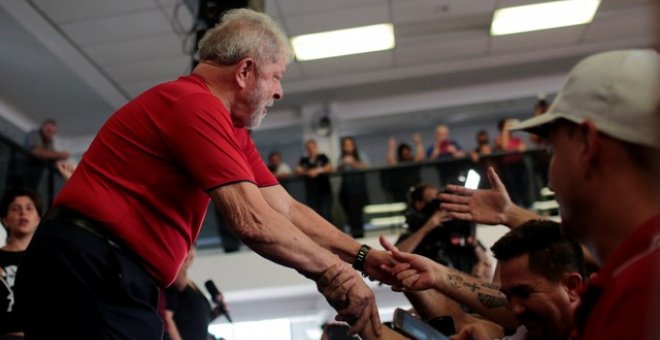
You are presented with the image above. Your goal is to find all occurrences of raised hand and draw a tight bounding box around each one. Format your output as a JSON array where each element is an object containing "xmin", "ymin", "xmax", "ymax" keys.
[{"xmin": 439, "ymin": 167, "xmax": 512, "ymax": 225}]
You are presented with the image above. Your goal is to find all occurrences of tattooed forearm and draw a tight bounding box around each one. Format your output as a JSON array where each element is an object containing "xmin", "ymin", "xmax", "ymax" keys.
[
  {"xmin": 481, "ymin": 282, "xmax": 500, "ymax": 290},
  {"xmin": 477, "ymin": 292, "xmax": 507, "ymax": 309}
]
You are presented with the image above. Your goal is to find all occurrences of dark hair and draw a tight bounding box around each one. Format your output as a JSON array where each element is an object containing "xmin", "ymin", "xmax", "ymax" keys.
[
  {"xmin": 397, "ymin": 143, "xmax": 412, "ymax": 161},
  {"xmin": 340, "ymin": 136, "xmax": 360, "ymax": 161},
  {"xmin": 497, "ymin": 118, "xmax": 508, "ymax": 132},
  {"xmin": 268, "ymin": 151, "xmax": 281, "ymax": 159},
  {"xmin": 0, "ymin": 188, "xmax": 43, "ymax": 219},
  {"xmin": 409, "ymin": 184, "xmax": 433, "ymax": 205},
  {"xmin": 535, "ymin": 99, "xmax": 549, "ymax": 109},
  {"xmin": 491, "ymin": 220, "xmax": 585, "ymax": 282},
  {"xmin": 41, "ymin": 119, "xmax": 57, "ymax": 127}
]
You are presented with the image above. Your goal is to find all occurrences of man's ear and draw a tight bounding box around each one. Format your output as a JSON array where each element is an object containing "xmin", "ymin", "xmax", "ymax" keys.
[
  {"xmin": 563, "ymin": 272, "xmax": 583, "ymax": 303},
  {"xmin": 578, "ymin": 120, "xmax": 601, "ymax": 173},
  {"xmin": 235, "ymin": 58, "xmax": 256, "ymax": 89}
]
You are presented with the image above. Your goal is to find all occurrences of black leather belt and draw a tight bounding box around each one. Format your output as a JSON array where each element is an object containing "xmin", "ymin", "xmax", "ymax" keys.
[{"xmin": 45, "ymin": 207, "xmax": 125, "ymax": 251}]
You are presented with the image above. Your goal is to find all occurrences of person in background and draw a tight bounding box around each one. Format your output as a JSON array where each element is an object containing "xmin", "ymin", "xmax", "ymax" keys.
[
  {"xmin": 427, "ymin": 124, "xmax": 465, "ymax": 160},
  {"xmin": 387, "ymin": 134, "xmax": 425, "ymax": 166},
  {"xmin": 266, "ymin": 151, "xmax": 291, "ymax": 179},
  {"xmin": 384, "ymin": 134, "xmax": 424, "ymax": 202},
  {"xmin": 0, "ymin": 188, "xmax": 42, "ymax": 339},
  {"xmin": 165, "ymin": 248, "xmax": 225, "ymax": 340},
  {"xmin": 470, "ymin": 130, "xmax": 495, "ymax": 189},
  {"xmin": 470, "ymin": 130, "xmax": 492, "ymax": 163},
  {"xmin": 23, "ymin": 119, "xmax": 70, "ymax": 190},
  {"xmin": 296, "ymin": 139, "xmax": 334, "ymax": 220},
  {"xmin": 494, "ymin": 118, "xmax": 531, "ymax": 207},
  {"xmin": 337, "ymin": 137, "xmax": 369, "ymax": 238},
  {"xmin": 529, "ymin": 99, "xmax": 551, "ymax": 190},
  {"xmin": 427, "ymin": 124, "xmax": 466, "ymax": 187},
  {"xmin": 395, "ymin": 184, "xmax": 488, "ymax": 277}
]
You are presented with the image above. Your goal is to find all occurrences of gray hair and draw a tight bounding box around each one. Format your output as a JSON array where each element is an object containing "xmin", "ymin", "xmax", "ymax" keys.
[{"xmin": 198, "ymin": 8, "xmax": 293, "ymax": 66}]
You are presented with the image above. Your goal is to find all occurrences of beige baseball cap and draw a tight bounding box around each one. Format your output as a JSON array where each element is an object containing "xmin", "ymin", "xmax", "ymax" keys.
[{"xmin": 512, "ymin": 49, "xmax": 660, "ymax": 149}]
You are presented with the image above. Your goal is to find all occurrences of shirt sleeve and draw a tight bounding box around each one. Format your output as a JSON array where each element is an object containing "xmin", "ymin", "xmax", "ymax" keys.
[
  {"xmin": 158, "ymin": 93, "xmax": 257, "ymax": 190},
  {"xmin": 236, "ymin": 128, "xmax": 278, "ymax": 187}
]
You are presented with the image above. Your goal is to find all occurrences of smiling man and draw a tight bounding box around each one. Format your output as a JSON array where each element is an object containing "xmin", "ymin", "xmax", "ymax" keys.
[
  {"xmin": 491, "ymin": 221, "xmax": 584, "ymax": 340},
  {"xmin": 15, "ymin": 9, "xmax": 394, "ymax": 340}
]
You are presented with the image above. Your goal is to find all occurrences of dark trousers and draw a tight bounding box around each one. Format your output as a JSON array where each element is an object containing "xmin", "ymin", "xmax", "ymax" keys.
[
  {"xmin": 15, "ymin": 220, "xmax": 163, "ymax": 340},
  {"xmin": 339, "ymin": 191, "xmax": 367, "ymax": 238}
]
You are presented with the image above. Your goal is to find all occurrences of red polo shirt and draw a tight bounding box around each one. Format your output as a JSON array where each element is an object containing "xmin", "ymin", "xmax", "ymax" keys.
[
  {"xmin": 577, "ymin": 214, "xmax": 660, "ymax": 340},
  {"xmin": 53, "ymin": 74, "xmax": 277, "ymax": 286}
]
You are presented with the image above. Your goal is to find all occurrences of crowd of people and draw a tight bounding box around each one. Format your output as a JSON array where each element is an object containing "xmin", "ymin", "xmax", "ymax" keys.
[
  {"xmin": 0, "ymin": 7, "xmax": 656, "ymax": 340},
  {"xmin": 265, "ymin": 115, "xmax": 541, "ymax": 237}
]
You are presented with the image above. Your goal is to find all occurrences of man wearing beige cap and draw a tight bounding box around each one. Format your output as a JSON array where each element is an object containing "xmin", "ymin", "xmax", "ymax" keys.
[{"xmin": 510, "ymin": 49, "xmax": 659, "ymax": 340}]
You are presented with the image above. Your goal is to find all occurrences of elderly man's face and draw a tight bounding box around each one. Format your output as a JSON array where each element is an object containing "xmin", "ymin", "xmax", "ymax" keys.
[
  {"xmin": 499, "ymin": 254, "xmax": 578, "ymax": 340},
  {"xmin": 240, "ymin": 54, "xmax": 286, "ymax": 129}
]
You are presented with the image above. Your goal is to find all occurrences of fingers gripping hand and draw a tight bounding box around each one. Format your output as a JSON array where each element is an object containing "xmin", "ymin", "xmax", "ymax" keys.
[
  {"xmin": 335, "ymin": 279, "xmax": 382, "ymax": 337},
  {"xmin": 318, "ymin": 263, "xmax": 357, "ymax": 311}
]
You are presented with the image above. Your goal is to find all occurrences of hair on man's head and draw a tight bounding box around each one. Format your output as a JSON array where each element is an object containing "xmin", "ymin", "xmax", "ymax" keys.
[
  {"xmin": 0, "ymin": 188, "xmax": 43, "ymax": 220},
  {"xmin": 491, "ymin": 220, "xmax": 585, "ymax": 282}
]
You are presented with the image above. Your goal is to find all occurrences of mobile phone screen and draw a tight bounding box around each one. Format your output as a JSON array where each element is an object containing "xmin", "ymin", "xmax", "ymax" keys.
[
  {"xmin": 392, "ymin": 308, "xmax": 450, "ymax": 340},
  {"xmin": 464, "ymin": 169, "xmax": 481, "ymax": 189}
]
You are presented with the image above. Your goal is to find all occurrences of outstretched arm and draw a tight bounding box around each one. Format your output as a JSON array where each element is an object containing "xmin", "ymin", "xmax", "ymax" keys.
[
  {"xmin": 439, "ymin": 167, "xmax": 540, "ymax": 228},
  {"xmin": 379, "ymin": 237, "xmax": 519, "ymax": 330},
  {"xmin": 260, "ymin": 185, "xmax": 398, "ymax": 285},
  {"xmin": 213, "ymin": 182, "xmax": 381, "ymax": 336}
]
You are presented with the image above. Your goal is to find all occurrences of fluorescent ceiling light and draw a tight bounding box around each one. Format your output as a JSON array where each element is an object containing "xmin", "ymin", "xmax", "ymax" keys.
[
  {"xmin": 491, "ymin": 0, "xmax": 601, "ymax": 36},
  {"xmin": 290, "ymin": 23, "xmax": 395, "ymax": 61}
]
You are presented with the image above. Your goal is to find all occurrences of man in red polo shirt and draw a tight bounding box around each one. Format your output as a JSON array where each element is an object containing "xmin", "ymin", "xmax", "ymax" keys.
[
  {"xmin": 15, "ymin": 9, "xmax": 392, "ymax": 340},
  {"xmin": 430, "ymin": 50, "xmax": 659, "ymax": 339},
  {"xmin": 511, "ymin": 49, "xmax": 660, "ymax": 339}
]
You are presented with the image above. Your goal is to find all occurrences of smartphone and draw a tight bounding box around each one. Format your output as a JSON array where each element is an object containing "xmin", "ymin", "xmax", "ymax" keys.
[
  {"xmin": 464, "ymin": 169, "xmax": 481, "ymax": 189},
  {"xmin": 392, "ymin": 308, "xmax": 450, "ymax": 340}
]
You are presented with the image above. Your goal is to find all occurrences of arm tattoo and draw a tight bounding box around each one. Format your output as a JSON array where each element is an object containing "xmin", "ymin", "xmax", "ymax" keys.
[
  {"xmin": 463, "ymin": 282, "xmax": 480, "ymax": 292},
  {"xmin": 447, "ymin": 274, "xmax": 463, "ymax": 289},
  {"xmin": 478, "ymin": 292, "xmax": 507, "ymax": 309},
  {"xmin": 481, "ymin": 282, "xmax": 501, "ymax": 290}
]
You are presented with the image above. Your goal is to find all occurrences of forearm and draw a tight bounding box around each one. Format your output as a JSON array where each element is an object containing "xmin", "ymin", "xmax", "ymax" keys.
[
  {"xmin": 504, "ymin": 205, "xmax": 542, "ymax": 229},
  {"xmin": 165, "ymin": 311, "xmax": 183, "ymax": 340},
  {"xmin": 387, "ymin": 147, "xmax": 397, "ymax": 165},
  {"xmin": 404, "ymin": 289, "xmax": 465, "ymax": 323},
  {"xmin": 32, "ymin": 148, "xmax": 68, "ymax": 161},
  {"xmin": 395, "ymin": 224, "xmax": 434, "ymax": 253},
  {"xmin": 289, "ymin": 200, "xmax": 361, "ymax": 263},
  {"xmin": 214, "ymin": 185, "xmax": 341, "ymax": 279},
  {"xmin": 414, "ymin": 144, "xmax": 425, "ymax": 161},
  {"xmin": 432, "ymin": 265, "xmax": 518, "ymax": 330}
]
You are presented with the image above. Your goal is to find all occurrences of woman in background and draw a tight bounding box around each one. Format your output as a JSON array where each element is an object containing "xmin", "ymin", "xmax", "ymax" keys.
[{"xmin": 337, "ymin": 137, "xmax": 369, "ymax": 238}]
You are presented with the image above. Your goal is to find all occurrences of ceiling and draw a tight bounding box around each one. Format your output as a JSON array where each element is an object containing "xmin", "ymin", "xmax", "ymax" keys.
[{"xmin": 0, "ymin": 0, "xmax": 657, "ymax": 152}]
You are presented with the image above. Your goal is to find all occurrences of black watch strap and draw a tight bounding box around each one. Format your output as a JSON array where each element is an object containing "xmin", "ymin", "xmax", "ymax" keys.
[{"xmin": 352, "ymin": 244, "xmax": 371, "ymax": 272}]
